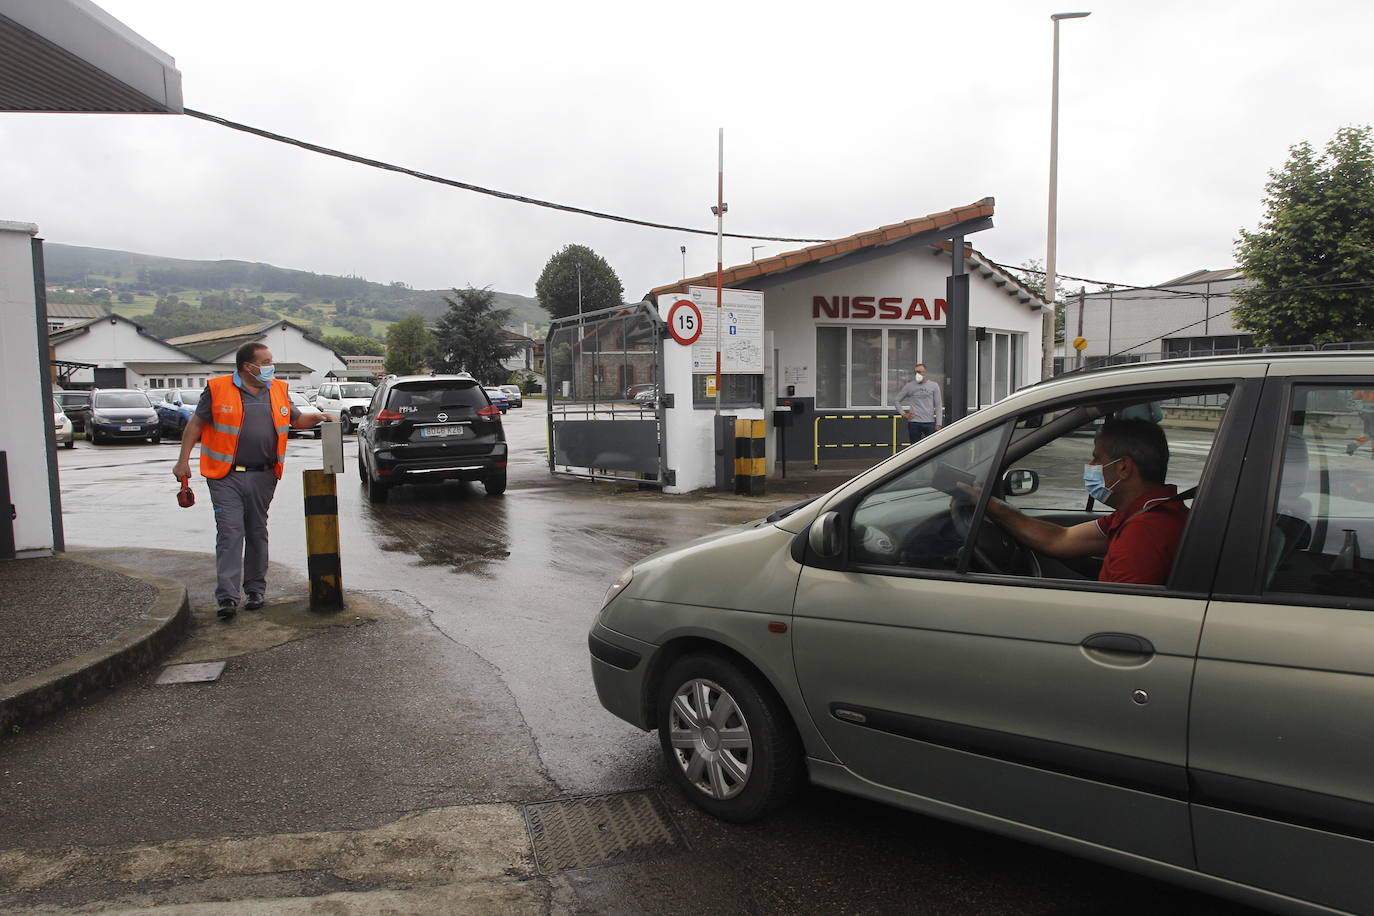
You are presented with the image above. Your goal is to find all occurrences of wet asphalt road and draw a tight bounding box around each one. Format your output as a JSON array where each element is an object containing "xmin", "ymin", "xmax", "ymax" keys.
[{"xmin": 31, "ymin": 401, "xmax": 1259, "ymax": 915}]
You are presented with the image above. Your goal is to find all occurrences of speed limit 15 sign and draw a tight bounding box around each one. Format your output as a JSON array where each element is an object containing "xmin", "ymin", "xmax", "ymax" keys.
[{"xmin": 667, "ymin": 299, "xmax": 703, "ymax": 345}]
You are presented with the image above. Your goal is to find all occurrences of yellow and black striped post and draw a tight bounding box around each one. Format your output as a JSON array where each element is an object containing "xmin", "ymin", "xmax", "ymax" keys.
[
  {"xmin": 734, "ymin": 418, "xmax": 766, "ymax": 496},
  {"xmin": 303, "ymin": 469, "xmax": 343, "ymax": 611}
]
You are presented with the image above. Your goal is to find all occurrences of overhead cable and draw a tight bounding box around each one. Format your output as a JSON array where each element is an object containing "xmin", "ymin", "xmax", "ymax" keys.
[{"xmin": 184, "ymin": 108, "xmax": 829, "ymax": 245}]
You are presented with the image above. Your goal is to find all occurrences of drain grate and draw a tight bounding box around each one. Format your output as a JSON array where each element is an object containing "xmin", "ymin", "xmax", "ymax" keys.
[
  {"xmin": 523, "ymin": 790, "xmax": 687, "ymax": 873},
  {"xmin": 155, "ymin": 661, "xmax": 227, "ymax": 685}
]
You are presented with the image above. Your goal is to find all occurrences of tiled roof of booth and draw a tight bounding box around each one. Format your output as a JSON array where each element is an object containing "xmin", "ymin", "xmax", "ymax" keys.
[{"xmin": 650, "ymin": 198, "xmax": 999, "ymax": 298}]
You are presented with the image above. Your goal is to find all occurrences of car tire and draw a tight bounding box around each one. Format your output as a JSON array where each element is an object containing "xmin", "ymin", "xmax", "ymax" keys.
[
  {"xmin": 357, "ymin": 453, "xmax": 367, "ymax": 482},
  {"xmin": 483, "ymin": 470, "xmax": 507, "ymax": 496},
  {"xmin": 656, "ymin": 653, "xmax": 803, "ymax": 823},
  {"xmin": 364, "ymin": 470, "xmax": 389, "ymax": 503},
  {"xmin": 90, "ymin": 428, "xmax": 103, "ymax": 445},
  {"xmin": 149, "ymin": 433, "xmax": 161, "ymax": 444},
  {"xmin": 63, "ymin": 440, "xmax": 75, "ymax": 450}
]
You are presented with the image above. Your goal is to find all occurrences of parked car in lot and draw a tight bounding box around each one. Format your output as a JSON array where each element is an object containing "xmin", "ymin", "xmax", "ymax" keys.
[
  {"xmin": 590, "ymin": 353, "xmax": 1374, "ymax": 915},
  {"xmin": 86, "ymin": 389, "xmax": 159, "ymax": 444},
  {"xmin": 631, "ymin": 385, "xmax": 658, "ymax": 404},
  {"xmin": 315, "ymin": 381, "xmax": 376, "ymax": 434},
  {"xmin": 288, "ymin": 391, "xmax": 325, "ymax": 438},
  {"xmin": 482, "ymin": 386, "xmax": 510, "ymax": 414},
  {"xmin": 499, "ymin": 384, "xmax": 523, "ymax": 408},
  {"xmin": 52, "ymin": 397, "xmax": 73, "ymax": 448},
  {"xmin": 624, "ymin": 382, "xmax": 656, "ymax": 401},
  {"xmin": 356, "ymin": 374, "xmax": 507, "ymax": 502},
  {"xmin": 55, "ymin": 390, "xmax": 91, "ymax": 432},
  {"xmin": 154, "ymin": 388, "xmax": 198, "ymax": 438}
]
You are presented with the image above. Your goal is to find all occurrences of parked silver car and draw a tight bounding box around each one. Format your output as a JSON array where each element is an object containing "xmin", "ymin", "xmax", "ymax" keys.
[
  {"xmin": 590, "ymin": 353, "xmax": 1374, "ymax": 915},
  {"xmin": 52, "ymin": 397, "xmax": 73, "ymax": 448}
]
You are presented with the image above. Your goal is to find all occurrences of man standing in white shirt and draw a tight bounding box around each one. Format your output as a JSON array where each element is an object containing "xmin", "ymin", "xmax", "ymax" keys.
[{"xmin": 894, "ymin": 363, "xmax": 943, "ymax": 446}]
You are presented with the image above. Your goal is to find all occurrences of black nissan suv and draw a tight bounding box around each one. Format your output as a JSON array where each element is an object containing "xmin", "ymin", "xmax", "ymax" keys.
[{"xmin": 356, "ymin": 374, "xmax": 507, "ymax": 502}]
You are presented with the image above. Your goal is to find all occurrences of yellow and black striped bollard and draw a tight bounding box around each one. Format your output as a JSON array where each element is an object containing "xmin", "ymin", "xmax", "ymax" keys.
[
  {"xmin": 303, "ymin": 468, "xmax": 343, "ymax": 611},
  {"xmin": 734, "ymin": 418, "xmax": 766, "ymax": 496}
]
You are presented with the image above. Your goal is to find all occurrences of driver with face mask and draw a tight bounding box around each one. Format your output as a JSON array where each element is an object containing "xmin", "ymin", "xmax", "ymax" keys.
[{"xmin": 982, "ymin": 417, "xmax": 1188, "ymax": 585}]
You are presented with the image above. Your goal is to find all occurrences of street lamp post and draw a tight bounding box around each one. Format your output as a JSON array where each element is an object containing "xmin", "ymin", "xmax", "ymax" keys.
[{"xmin": 1045, "ymin": 10, "xmax": 1090, "ymax": 379}]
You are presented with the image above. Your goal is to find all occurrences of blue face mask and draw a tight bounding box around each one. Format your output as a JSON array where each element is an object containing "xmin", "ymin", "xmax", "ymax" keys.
[
  {"xmin": 253, "ymin": 364, "xmax": 276, "ymax": 384},
  {"xmin": 1083, "ymin": 457, "xmax": 1122, "ymax": 503}
]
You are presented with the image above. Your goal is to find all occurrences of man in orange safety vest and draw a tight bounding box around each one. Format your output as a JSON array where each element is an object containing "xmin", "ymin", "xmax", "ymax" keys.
[{"xmin": 172, "ymin": 342, "xmax": 334, "ymax": 620}]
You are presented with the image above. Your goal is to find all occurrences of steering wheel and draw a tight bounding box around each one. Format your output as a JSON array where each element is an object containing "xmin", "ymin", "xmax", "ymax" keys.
[{"xmin": 949, "ymin": 502, "xmax": 1041, "ymax": 577}]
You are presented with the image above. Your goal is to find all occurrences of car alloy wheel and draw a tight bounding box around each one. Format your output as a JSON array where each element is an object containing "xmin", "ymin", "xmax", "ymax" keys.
[{"xmin": 667, "ymin": 676, "xmax": 753, "ymax": 801}]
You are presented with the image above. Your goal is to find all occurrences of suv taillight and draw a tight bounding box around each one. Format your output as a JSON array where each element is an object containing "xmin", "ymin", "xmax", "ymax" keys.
[
  {"xmin": 476, "ymin": 405, "xmax": 501, "ymax": 418},
  {"xmin": 376, "ymin": 409, "xmax": 404, "ymax": 425}
]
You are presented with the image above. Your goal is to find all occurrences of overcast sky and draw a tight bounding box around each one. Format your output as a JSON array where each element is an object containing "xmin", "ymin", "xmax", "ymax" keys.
[{"xmin": 3, "ymin": 0, "xmax": 1372, "ymax": 302}]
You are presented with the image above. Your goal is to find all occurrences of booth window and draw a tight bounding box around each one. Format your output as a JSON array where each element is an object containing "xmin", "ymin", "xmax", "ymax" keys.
[
  {"xmin": 816, "ymin": 326, "xmax": 1023, "ymax": 411},
  {"xmin": 693, "ymin": 374, "xmax": 763, "ymax": 408}
]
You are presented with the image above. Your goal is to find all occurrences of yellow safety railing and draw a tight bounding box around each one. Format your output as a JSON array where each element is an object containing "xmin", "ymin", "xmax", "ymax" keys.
[{"xmin": 812, "ymin": 413, "xmax": 902, "ymax": 468}]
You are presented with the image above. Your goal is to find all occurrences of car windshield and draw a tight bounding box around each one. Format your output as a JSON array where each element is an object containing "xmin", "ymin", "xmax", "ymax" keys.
[
  {"xmin": 94, "ymin": 392, "xmax": 151, "ymax": 409},
  {"xmin": 52, "ymin": 398, "xmax": 62, "ymax": 413},
  {"xmin": 289, "ymin": 392, "xmax": 312, "ymax": 407},
  {"xmin": 339, "ymin": 383, "xmax": 375, "ymax": 398}
]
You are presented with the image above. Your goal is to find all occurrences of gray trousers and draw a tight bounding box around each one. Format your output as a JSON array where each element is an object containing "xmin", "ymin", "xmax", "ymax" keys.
[{"xmin": 207, "ymin": 471, "xmax": 278, "ymax": 605}]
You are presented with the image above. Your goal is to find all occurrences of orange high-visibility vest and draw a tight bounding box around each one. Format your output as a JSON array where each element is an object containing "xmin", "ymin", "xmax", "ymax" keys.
[{"xmin": 199, "ymin": 374, "xmax": 292, "ymax": 479}]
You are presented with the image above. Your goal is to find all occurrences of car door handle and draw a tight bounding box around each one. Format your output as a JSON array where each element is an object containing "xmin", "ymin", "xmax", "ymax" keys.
[{"xmin": 1081, "ymin": 633, "xmax": 1155, "ymax": 656}]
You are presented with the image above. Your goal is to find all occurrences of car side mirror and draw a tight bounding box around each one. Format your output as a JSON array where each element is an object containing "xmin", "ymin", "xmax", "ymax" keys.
[
  {"xmin": 1003, "ymin": 468, "xmax": 1040, "ymax": 497},
  {"xmin": 808, "ymin": 511, "xmax": 843, "ymax": 559}
]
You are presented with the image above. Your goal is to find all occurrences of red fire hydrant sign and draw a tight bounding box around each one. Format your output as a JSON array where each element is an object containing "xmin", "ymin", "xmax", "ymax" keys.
[{"xmin": 667, "ymin": 299, "xmax": 703, "ymax": 346}]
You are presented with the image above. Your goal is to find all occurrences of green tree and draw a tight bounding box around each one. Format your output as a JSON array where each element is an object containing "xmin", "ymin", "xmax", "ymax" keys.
[
  {"xmin": 1017, "ymin": 258, "xmax": 1071, "ymax": 342},
  {"xmin": 1234, "ymin": 126, "xmax": 1374, "ymax": 345},
  {"xmin": 117, "ymin": 291, "xmax": 135, "ymax": 304},
  {"xmin": 534, "ymin": 244, "xmax": 624, "ymax": 320},
  {"xmin": 430, "ymin": 287, "xmax": 518, "ymax": 383},
  {"xmin": 323, "ymin": 334, "xmax": 385, "ymax": 356},
  {"xmin": 385, "ymin": 314, "xmax": 433, "ymax": 375}
]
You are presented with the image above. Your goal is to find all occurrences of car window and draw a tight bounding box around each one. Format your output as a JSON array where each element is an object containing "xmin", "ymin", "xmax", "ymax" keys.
[
  {"xmin": 387, "ymin": 382, "xmax": 485, "ymax": 411},
  {"xmin": 1006, "ymin": 391, "xmax": 1232, "ymax": 512},
  {"xmin": 1263, "ymin": 383, "xmax": 1374, "ymax": 598},
  {"xmin": 849, "ymin": 423, "xmax": 1006, "ymax": 571},
  {"xmin": 94, "ymin": 392, "xmax": 152, "ymax": 409},
  {"xmin": 340, "ymin": 383, "xmax": 375, "ymax": 398}
]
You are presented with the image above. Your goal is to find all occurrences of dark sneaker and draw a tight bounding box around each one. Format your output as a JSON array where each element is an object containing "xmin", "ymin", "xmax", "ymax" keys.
[
  {"xmin": 244, "ymin": 591, "xmax": 265, "ymax": 610},
  {"xmin": 216, "ymin": 600, "xmax": 238, "ymax": 621}
]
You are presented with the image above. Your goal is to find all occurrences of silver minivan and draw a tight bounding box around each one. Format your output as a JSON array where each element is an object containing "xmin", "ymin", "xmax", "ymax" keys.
[{"xmin": 590, "ymin": 354, "xmax": 1374, "ymax": 915}]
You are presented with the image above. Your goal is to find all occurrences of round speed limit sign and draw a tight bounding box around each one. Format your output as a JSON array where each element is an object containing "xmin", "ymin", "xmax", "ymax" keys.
[{"xmin": 667, "ymin": 299, "xmax": 703, "ymax": 345}]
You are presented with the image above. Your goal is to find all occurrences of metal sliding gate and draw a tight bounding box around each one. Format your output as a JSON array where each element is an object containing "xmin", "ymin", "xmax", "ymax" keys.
[{"xmin": 546, "ymin": 302, "xmax": 670, "ymax": 487}]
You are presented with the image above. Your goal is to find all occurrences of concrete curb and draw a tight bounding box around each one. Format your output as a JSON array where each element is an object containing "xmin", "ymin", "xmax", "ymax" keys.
[{"xmin": 0, "ymin": 556, "xmax": 190, "ymax": 737}]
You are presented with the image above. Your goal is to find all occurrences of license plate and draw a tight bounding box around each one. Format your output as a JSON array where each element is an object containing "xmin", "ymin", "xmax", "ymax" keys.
[
  {"xmin": 420, "ymin": 425, "xmax": 466, "ymax": 439},
  {"xmin": 120, "ymin": 425, "xmax": 139, "ymax": 431}
]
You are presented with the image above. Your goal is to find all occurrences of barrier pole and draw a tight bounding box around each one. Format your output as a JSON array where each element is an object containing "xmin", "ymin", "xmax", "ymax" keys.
[{"xmin": 303, "ymin": 468, "xmax": 343, "ymax": 611}]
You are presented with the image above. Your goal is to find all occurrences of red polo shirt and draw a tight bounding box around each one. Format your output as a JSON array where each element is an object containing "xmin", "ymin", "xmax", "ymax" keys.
[{"xmin": 1094, "ymin": 485, "xmax": 1189, "ymax": 585}]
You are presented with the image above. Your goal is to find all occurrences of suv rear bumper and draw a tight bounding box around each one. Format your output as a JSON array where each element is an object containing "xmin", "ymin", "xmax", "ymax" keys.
[{"xmin": 371, "ymin": 442, "xmax": 507, "ymax": 483}]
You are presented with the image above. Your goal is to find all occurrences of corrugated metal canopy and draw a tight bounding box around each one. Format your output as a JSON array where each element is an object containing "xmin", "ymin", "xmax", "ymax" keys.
[{"xmin": 0, "ymin": 0, "xmax": 182, "ymax": 113}]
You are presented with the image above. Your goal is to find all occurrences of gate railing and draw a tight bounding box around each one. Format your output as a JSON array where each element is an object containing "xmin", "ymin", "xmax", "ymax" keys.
[
  {"xmin": 812, "ymin": 412, "xmax": 903, "ymax": 468},
  {"xmin": 546, "ymin": 302, "xmax": 670, "ymax": 487}
]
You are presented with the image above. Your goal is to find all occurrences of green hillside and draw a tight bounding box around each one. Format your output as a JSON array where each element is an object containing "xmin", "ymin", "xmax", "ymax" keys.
[{"xmin": 43, "ymin": 243, "xmax": 549, "ymax": 341}]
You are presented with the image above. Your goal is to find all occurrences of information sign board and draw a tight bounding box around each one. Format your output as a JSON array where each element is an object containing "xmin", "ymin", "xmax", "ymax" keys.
[{"xmin": 684, "ymin": 286, "xmax": 764, "ymax": 374}]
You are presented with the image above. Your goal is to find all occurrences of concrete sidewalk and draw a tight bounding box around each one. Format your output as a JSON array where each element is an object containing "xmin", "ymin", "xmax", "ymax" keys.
[{"xmin": 0, "ymin": 553, "xmax": 189, "ymax": 736}]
